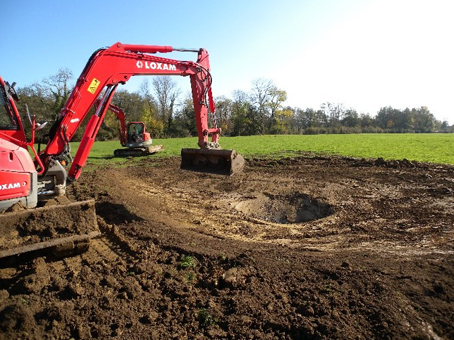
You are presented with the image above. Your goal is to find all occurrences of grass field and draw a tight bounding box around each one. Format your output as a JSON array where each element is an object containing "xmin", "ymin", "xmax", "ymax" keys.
[{"xmin": 71, "ymin": 133, "xmax": 454, "ymax": 166}]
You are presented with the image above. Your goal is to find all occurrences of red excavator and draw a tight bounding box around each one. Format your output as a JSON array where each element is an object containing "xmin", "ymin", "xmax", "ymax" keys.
[
  {"xmin": 97, "ymin": 100, "xmax": 163, "ymax": 157},
  {"xmin": 0, "ymin": 42, "xmax": 244, "ymax": 259}
]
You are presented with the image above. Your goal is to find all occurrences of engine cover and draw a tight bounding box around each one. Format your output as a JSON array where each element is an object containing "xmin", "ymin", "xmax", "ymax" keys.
[{"xmin": 0, "ymin": 138, "xmax": 37, "ymax": 210}]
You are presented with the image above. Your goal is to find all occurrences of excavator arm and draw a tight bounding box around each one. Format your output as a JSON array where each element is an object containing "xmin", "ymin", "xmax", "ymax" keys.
[{"xmin": 41, "ymin": 42, "xmax": 221, "ymax": 180}]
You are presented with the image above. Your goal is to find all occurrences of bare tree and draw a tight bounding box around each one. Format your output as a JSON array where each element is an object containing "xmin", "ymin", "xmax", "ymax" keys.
[
  {"xmin": 321, "ymin": 102, "xmax": 345, "ymax": 127},
  {"xmin": 250, "ymin": 78, "xmax": 275, "ymax": 118},
  {"xmin": 151, "ymin": 76, "xmax": 180, "ymax": 135},
  {"xmin": 34, "ymin": 68, "xmax": 74, "ymax": 119}
]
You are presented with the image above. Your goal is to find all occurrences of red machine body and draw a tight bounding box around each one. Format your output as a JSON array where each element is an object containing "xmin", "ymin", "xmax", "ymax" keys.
[
  {"xmin": 0, "ymin": 139, "xmax": 33, "ymax": 200},
  {"xmin": 0, "ymin": 77, "xmax": 39, "ymax": 210}
]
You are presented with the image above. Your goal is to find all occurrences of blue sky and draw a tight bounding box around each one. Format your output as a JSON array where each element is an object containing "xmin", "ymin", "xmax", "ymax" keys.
[{"xmin": 2, "ymin": 0, "xmax": 453, "ymax": 123}]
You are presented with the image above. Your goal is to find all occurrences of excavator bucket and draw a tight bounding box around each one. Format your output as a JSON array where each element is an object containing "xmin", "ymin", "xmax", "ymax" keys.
[
  {"xmin": 180, "ymin": 148, "xmax": 245, "ymax": 175},
  {"xmin": 0, "ymin": 200, "xmax": 100, "ymax": 259}
]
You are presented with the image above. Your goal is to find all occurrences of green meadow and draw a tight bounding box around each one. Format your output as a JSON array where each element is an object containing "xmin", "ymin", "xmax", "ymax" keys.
[{"xmin": 69, "ymin": 133, "xmax": 454, "ymax": 166}]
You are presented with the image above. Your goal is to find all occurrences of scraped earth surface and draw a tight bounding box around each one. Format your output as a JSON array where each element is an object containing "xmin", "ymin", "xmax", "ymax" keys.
[{"xmin": 1, "ymin": 155, "xmax": 453, "ymax": 339}]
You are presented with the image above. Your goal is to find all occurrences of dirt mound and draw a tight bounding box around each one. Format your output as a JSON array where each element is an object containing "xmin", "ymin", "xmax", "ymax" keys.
[
  {"xmin": 0, "ymin": 302, "xmax": 39, "ymax": 340},
  {"xmin": 0, "ymin": 155, "xmax": 453, "ymax": 339},
  {"xmin": 0, "ymin": 200, "xmax": 98, "ymax": 257}
]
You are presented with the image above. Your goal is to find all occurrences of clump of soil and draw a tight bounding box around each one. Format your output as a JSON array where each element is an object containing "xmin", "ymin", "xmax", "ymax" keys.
[
  {"xmin": 0, "ymin": 302, "xmax": 39, "ymax": 339},
  {"xmin": 4, "ymin": 201, "xmax": 27, "ymax": 213},
  {"xmin": 0, "ymin": 200, "xmax": 98, "ymax": 253},
  {"xmin": 0, "ymin": 155, "xmax": 453, "ymax": 339}
]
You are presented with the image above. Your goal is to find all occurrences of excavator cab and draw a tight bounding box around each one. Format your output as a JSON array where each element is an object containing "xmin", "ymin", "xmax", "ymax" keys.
[
  {"xmin": 113, "ymin": 122, "xmax": 159, "ymax": 157},
  {"xmin": 102, "ymin": 103, "xmax": 163, "ymax": 158},
  {"xmin": 126, "ymin": 122, "xmax": 150, "ymax": 146},
  {"xmin": 0, "ymin": 88, "xmax": 16, "ymax": 127},
  {"xmin": 0, "ymin": 81, "xmax": 22, "ymax": 137}
]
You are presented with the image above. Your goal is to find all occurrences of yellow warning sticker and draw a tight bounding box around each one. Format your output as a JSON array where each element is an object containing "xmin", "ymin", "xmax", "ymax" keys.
[{"xmin": 87, "ymin": 78, "xmax": 100, "ymax": 94}]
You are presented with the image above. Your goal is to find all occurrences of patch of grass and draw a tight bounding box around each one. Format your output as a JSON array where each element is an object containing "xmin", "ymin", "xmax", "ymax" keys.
[
  {"xmin": 178, "ymin": 255, "xmax": 196, "ymax": 269},
  {"xmin": 220, "ymin": 134, "xmax": 454, "ymax": 164},
  {"xmin": 184, "ymin": 272, "xmax": 197, "ymax": 284},
  {"xmin": 37, "ymin": 133, "xmax": 454, "ymax": 168},
  {"xmin": 197, "ymin": 308, "xmax": 216, "ymax": 327}
]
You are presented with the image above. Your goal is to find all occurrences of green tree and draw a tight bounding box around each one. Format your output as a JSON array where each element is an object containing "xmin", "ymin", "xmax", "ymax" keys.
[
  {"xmin": 341, "ymin": 109, "xmax": 359, "ymax": 128},
  {"xmin": 250, "ymin": 78, "xmax": 287, "ymax": 133},
  {"xmin": 376, "ymin": 106, "xmax": 400, "ymax": 130},
  {"xmin": 138, "ymin": 79, "xmax": 162, "ymax": 137},
  {"xmin": 174, "ymin": 95, "xmax": 196, "ymax": 137},
  {"xmin": 270, "ymin": 107, "xmax": 293, "ymax": 134},
  {"xmin": 412, "ymin": 106, "xmax": 435, "ymax": 132},
  {"xmin": 321, "ymin": 102, "xmax": 345, "ymax": 127},
  {"xmin": 360, "ymin": 113, "xmax": 374, "ymax": 127},
  {"xmin": 112, "ymin": 90, "xmax": 143, "ymax": 122},
  {"xmin": 231, "ymin": 90, "xmax": 250, "ymax": 136},
  {"xmin": 440, "ymin": 120, "xmax": 450, "ymax": 132}
]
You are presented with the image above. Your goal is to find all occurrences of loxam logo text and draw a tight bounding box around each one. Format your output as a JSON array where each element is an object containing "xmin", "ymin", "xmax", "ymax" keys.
[
  {"xmin": 0, "ymin": 182, "xmax": 21, "ymax": 190},
  {"xmin": 136, "ymin": 61, "xmax": 176, "ymax": 71}
]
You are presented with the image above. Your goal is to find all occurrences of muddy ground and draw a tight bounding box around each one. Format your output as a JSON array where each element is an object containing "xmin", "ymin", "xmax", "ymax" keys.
[{"xmin": 1, "ymin": 154, "xmax": 453, "ymax": 339}]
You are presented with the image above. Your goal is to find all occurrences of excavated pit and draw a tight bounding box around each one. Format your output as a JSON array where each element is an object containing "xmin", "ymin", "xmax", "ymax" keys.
[{"xmin": 235, "ymin": 192, "xmax": 334, "ymax": 224}]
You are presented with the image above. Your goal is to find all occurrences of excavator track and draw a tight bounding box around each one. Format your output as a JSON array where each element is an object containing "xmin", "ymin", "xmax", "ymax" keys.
[
  {"xmin": 0, "ymin": 200, "xmax": 99, "ymax": 259},
  {"xmin": 113, "ymin": 145, "xmax": 164, "ymax": 157}
]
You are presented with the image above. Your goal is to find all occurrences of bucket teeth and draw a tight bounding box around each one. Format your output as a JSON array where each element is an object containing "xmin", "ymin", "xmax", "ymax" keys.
[{"xmin": 181, "ymin": 148, "xmax": 245, "ymax": 175}]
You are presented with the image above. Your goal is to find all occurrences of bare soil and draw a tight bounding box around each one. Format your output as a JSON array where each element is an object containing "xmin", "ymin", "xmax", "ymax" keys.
[
  {"xmin": 1, "ymin": 154, "xmax": 453, "ymax": 339},
  {"xmin": 0, "ymin": 199, "xmax": 97, "ymax": 255}
]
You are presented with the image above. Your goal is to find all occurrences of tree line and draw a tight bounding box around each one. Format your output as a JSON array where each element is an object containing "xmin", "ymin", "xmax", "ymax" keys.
[{"xmin": 14, "ymin": 69, "xmax": 454, "ymax": 142}]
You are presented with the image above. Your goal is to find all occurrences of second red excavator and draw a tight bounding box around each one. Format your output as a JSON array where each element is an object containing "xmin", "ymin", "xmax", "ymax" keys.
[{"xmin": 98, "ymin": 101, "xmax": 164, "ymax": 157}]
